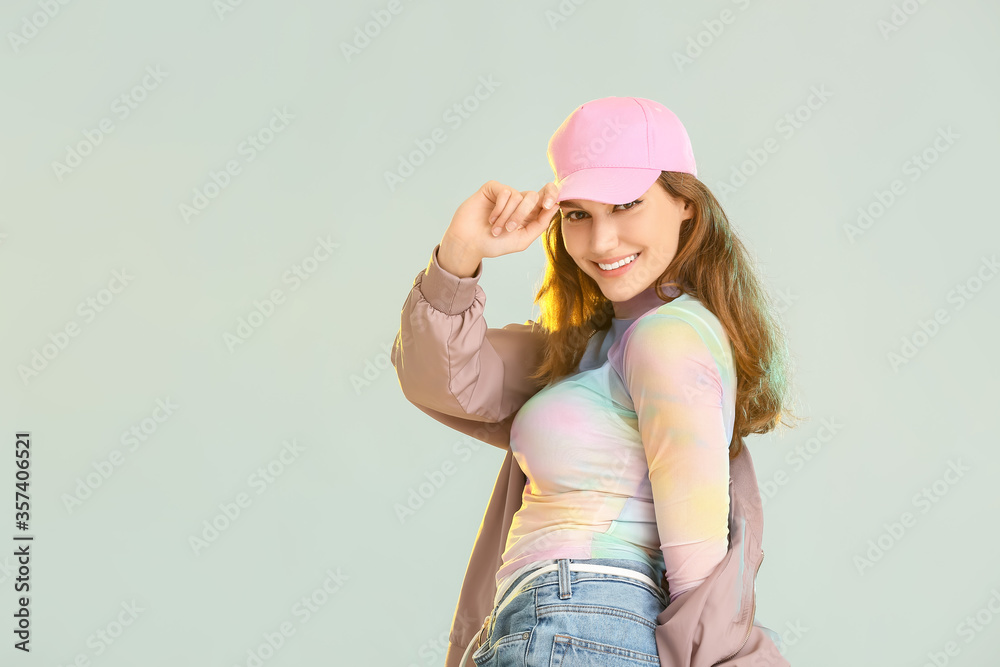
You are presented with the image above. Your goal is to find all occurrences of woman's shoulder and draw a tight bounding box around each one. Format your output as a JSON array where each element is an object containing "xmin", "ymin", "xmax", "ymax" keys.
[
  {"xmin": 638, "ymin": 293, "xmax": 727, "ymax": 343},
  {"xmin": 609, "ymin": 294, "xmax": 734, "ymax": 375}
]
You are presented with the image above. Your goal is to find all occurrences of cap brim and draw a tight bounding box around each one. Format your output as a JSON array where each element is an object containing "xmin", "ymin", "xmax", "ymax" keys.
[{"xmin": 556, "ymin": 167, "xmax": 662, "ymax": 205}]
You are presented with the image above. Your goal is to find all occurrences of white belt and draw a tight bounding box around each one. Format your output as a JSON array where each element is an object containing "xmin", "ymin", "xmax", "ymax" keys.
[{"xmin": 459, "ymin": 562, "xmax": 666, "ymax": 666}]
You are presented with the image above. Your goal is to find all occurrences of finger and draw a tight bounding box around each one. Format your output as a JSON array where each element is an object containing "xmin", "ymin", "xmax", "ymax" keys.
[
  {"xmin": 505, "ymin": 191, "xmax": 539, "ymax": 232},
  {"xmin": 539, "ymin": 182, "xmax": 558, "ymax": 211},
  {"xmin": 518, "ymin": 197, "xmax": 558, "ymax": 241},
  {"xmin": 504, "ymin": 190, "xmax": 538, "ymax": 232},
  {"xmin": 537, "ymin": 183, "xmax": 559, "ymax": 225},
  {"xmin": 488, "ymin": 187, "xmax": 512, "ymax": 224},
  {"xmin": 493, "ymin": 192, "xmax": 524, "ymax": 235},
  {"xmin": 526, "ymin": 185, "xmax": 557, "ymax": 227}
]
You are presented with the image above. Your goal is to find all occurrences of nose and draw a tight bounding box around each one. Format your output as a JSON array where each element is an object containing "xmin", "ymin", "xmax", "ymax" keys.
[{"xmin": 589, "ymin": 215, "xmax": 620, "ymax": 256}]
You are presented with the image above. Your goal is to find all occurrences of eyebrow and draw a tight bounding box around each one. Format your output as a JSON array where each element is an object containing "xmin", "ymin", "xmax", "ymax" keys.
[{"xmin": 559, "ymin": 200, "xmax": 606, "ymax": 209}]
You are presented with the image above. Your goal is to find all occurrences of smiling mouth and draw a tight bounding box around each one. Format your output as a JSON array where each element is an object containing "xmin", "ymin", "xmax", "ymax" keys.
[{"xmin": 594, "ymin": 252, "xmax": 640, "ymax": 271}]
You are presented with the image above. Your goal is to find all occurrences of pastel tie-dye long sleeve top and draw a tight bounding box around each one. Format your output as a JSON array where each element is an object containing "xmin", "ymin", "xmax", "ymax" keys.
[{"xmin": 495, "ymin": 286, "xmax": 736, "ymax": 607}]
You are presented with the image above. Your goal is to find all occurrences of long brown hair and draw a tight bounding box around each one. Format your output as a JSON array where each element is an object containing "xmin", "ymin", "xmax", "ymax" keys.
[{"xmin": 526, "ymin": 171, "xmax": 802, "ymax": 459}]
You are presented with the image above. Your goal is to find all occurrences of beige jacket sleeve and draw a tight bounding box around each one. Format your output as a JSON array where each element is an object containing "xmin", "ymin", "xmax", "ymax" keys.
[{"xmin": 391, "ymin": 243, "xmax": 547, "ymax": 450}]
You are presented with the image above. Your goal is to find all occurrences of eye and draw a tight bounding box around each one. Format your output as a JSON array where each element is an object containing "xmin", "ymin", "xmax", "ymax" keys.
[{"xmin": 562, "ymin": 199, "xmax": 642, "ymax": 222}]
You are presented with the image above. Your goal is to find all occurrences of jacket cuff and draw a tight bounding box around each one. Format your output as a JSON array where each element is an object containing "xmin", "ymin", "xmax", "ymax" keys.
[{"xmin": 417, "ymin": 243, "xmax": 483, "ymax": 315}]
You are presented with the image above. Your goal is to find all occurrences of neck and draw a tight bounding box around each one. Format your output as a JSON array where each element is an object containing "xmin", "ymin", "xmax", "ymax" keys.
[{"xmin": 612, "ymin": 283, "xmax": 681, "ymax": 320}]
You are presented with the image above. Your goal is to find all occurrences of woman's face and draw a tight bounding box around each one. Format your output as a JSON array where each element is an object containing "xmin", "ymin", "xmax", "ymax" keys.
[{"xmin": 559, "ymin": 181, "xmax": 690, "ymax": 305}]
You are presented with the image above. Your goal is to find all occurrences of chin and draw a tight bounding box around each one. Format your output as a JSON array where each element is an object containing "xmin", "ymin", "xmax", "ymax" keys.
[{"xmin": 595, "ymin": 281, "xmax": 638, "ymax": 300}]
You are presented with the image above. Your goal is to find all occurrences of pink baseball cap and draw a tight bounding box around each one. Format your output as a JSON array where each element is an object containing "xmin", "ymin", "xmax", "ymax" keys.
[{"xmin": 547, "ymin": 96, "xmax": 697, "ymax": 205}]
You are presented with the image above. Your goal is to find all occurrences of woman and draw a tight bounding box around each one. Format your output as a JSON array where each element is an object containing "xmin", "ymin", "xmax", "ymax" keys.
[{"xmin": 393, "ymin": 96, "xmax": 797, "ymax": 666}]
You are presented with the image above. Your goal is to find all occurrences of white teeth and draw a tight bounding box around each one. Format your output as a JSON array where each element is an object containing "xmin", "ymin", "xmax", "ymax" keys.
[{"xmin": 597, "ymin": 254, "xmax": 637, "ymax": 271}]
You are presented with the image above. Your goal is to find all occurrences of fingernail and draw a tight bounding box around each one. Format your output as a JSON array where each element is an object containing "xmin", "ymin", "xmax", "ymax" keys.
[
  {"xmin": 506, "ymin": 221, "xmax": 516, "ymax": 231},
  {"xmin": 492, "ymin": 226, "xmax": 501, "ymax": 236},
  {"xmin": 543, "ymin": 197, "xmax": 553, "ymax": 208}
]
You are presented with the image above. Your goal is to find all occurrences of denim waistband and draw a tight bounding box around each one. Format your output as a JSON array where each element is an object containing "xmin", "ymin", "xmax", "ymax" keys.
[
  {"xmin": 496, "ymin": 557, "xmax": 661, "ymax": 609},
  {"xmin": 468, "ymin": 557, "xmax": 665, "ymax": 666}
]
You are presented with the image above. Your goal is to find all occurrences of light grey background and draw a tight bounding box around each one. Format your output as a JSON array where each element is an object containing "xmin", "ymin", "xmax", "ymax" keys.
[{"xmin": 2, "ymin": 0, "xmax": 998, "ymax": 665}]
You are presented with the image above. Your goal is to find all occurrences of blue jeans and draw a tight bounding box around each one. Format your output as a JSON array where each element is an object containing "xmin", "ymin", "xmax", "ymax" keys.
[{"xmin": 471, "ymin": 558, "xmax": 668, "ymax": 666}]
